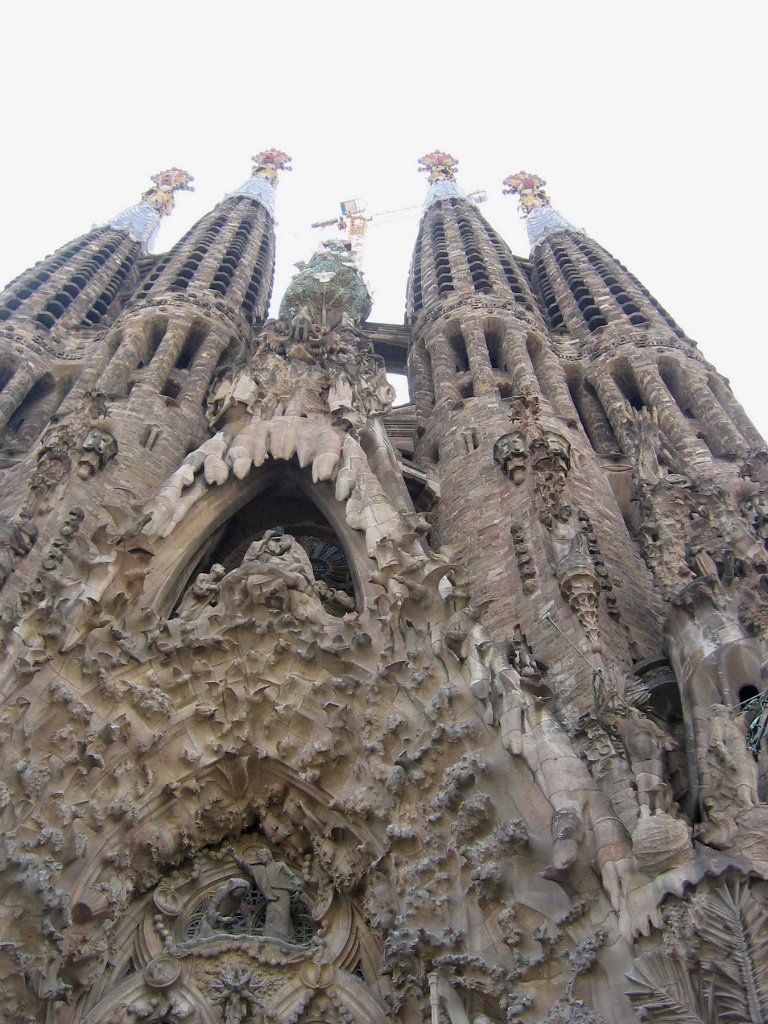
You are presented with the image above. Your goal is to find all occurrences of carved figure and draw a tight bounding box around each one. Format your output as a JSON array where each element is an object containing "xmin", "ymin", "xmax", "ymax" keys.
[
  {"xmin": 218, "ymin": 528, "xmax": 329, "ymax": 623},
  {"xmin": 546, "ymin": 507, "xmax": 603, "ymax": 652},
  {"xmin": 228, "ymin": 847, "xmax": 303, "ymax": 942},
  {"xmin": 497, "ymin": 662, "xmax": 631, "ymax": 905},
  {"xmin": 199, "ymin": 877, "xmax": 252, "ymax": 937},
  {"xmin": 494, "ymin": 431, "xmax": 527, "ymax": 483},
  {"xmin": 498, "ymin": 662, "xmax": 585, "ymax": 870},
  {"xmin": 175, "ymin": 563, "xmax": 226, "ymax": 621},
  {"xmin": 315, "ymin": 579, "xmax": 355, "ymax": 615},
  {"xmin": 0, "ymin": 513, "xmax": 37, "ymax": 588},
  {"xmin": 546, "ymin": 505, "xmax": 580, "ymax": 566},
  {"xmin": 698, "ymin": 703, "xmax": 760, "ymax": 846},
  {"xmin": 609, "ymin": 707, "xmax": 677, "ymax": 816},
  {"xmin": 76, "ymin": 425, "xmax": 118, "ymax": 480},
  {"xmin": 531, "ymin": 429, "xmax": 571, "ymax": 525}
]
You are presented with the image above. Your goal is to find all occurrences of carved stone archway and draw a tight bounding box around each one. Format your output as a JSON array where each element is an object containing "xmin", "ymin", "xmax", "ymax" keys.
[{"xmin": 143, "ymin": 462, "xmax": 379, "ymax": 616}]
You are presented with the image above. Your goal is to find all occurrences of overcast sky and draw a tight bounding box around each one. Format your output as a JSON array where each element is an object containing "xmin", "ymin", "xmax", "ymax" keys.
[{"xmin": 1, "ymin": 2, "xmax": 765, "ymax": 435}]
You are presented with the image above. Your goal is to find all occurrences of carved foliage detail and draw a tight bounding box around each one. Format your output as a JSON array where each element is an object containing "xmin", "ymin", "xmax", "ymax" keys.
[{"xmin": 627, "ymin": 880, "xmax": 768, "ymax": 1024}]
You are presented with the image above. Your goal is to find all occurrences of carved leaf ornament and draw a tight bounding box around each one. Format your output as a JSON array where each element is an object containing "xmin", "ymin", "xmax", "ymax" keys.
[{"xmin": 627, "ymin": 881, "xmax": 768, "ymax": 1023}]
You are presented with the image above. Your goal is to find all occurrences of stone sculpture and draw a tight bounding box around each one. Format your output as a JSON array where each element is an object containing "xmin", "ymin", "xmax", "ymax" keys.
[{"xmin": 0, "ymin": 153, "xmax": 766, "ymax": 1024}]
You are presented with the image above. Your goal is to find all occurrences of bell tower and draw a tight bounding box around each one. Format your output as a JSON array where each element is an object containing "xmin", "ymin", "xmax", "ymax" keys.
[
  {"xmin": 407, "ymin": 152, "xmax": 577, "ymax": 632},
  {"xmin": 75, "ymin": 151, "xmax": 288, "ymax": 484},
  {"xmin": 0, "ymin": 169, "xmax": 194, "ymax": 451},
  {"xmin": 503, "ymin": 171, "xmax": 762, "ymax": 467}
]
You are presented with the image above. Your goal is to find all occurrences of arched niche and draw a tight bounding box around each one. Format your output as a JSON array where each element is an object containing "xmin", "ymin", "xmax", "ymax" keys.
[
  {"xmin": 144, "ymin": 462, "xmax": 379, "ymax": 616},
  {"xmin": 60, "ymin": 757, "xmax": 391, "ymax": 1024}
]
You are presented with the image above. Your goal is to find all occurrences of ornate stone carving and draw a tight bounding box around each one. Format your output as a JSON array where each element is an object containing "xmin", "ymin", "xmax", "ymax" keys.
[
  {"xmin": 606, "ymin": 706, "xmax": 676, "ymax": 817},
  {"xmin": 211, "ymin": 967, "xmax": 265, "ymax": 1024},
  {"xmin": 176, "ymin": 562, "xmax": 226, "ymax": 621},
  {"xmin": 0, "ymin": 511, "xmax": 37, "ymax": 589},
  {"xmin": 628, "ymin": 880, "xmax": 768, "ymax": 1024},
  {"xmin": 213, "ymin": 528, "xmax": 333, "ymax": 625},
  {"xmin": 27, "ymin": 392, "xmax": 117, "ymax": 511},
  {"xmin": 493, "ymin": 431, "xmax": 527, "ymax": 483},
  {"xmin": 496, "ymin": 656, "xmax": 631, "ymax": 901},
  {"xmin": 531, "ymin": 429, "xmax": 571, "ymax": 526},
  {"xmin": 510, "ymin": 523, "xmax": 537, "ymax": 594},
  {"xmin": 278, "ymin": 241, "xmax": 372, "ymax": 329}
]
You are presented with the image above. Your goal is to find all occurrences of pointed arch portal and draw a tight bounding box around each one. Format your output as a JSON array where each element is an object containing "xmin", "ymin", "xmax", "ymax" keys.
[{"xmin": 146, "ymin": 461, "xmax": 377, "ymax": 616}]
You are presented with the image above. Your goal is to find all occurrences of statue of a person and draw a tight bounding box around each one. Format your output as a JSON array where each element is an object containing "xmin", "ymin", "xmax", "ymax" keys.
[
  {"xmin": 227, "ymin": 847, "xmax": 303, "ymax": 943},
  {"xmin": 218, "ymin": 528, "xmax": 328, "ymax": 623},
  {"xmin": 493, "ymin": 431, "xmax": 527, "ymax": 483},
  {"xmin": 497, "ymin": 661, "xmax": 585, "ymax": 870},
  {"xmin": 545, "ymin": 504, "xmax": 579, "ymax": 566},
  {"xmin": 609, "ymin": 706, "xmax": 677, "ymax": 817},
  {"xmin": 176, "ymin": 563, "xmax": 226, "ymax": 621},
  {"xmin": 198, "ymin": 877, "xmax": 251, "ymax": 936},
  {"xmin": 315, "ymin": 579, "xmax": 355, "ymax": 616},
  {"xmin": 0, "ymin": 513, "xmax": 38, "ymax": 588},
  {"xmin": 76, "ymin": 426, "xmax": 118, "ymax": 479},
  {"xmin": 699, "ymin": 703, "xmax": 759, "ymax": 846}
]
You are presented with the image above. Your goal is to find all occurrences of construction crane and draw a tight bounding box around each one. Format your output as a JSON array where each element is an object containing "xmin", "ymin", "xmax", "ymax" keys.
[{"xmin": 311, "ymin": 190, "xmax": 488, "ymax": 267}]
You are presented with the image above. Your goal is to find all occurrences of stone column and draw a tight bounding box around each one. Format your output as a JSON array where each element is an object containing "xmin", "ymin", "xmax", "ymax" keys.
[
  {"xmin": 528, "ymin": 333, "xmax": 577, "ymax": 420},
  {"xmin": 143, "ymin": 323, "xmax": 191, "ymax": 392},
  {"xmin": 500, "ymin": 326, "xmax": 539, "ymax": 397},
  {"xmin": 98, "ymin": 323, "xmax": 150, "ymax": 395},
  {"xmin": 463, "ymin": 322, "xmax": 495, "ymax": 395},
  {"xmin": 62, "ymin": 329, "xmax": 124, "ymax": 413},
  {"xmin": 0, "ymin": 367, "xmax": 37, "ymax": 430},
  {"xmin": 181, "ymin": 325, "xmax": 229, "ymax": 407},
  {"xmin": 407, "ymin": 341, "xmax": 435, "ymax": 425},
  {"xmin": 708, "ymin": 377, "xmax": 765, "ymax": 451},
  {"xmin": 633, "ymin": 363, "xmax": 709, "ymax": 461},
  {"xmin": 571, "ymin": 376, "xmax": 617, "ymax": 453},
  {"xmin": 589, "ymin": 369, "xmax": 637, "ymax": 454},
  {"xmin": 426, "ymin": 332, "xmax": 461, "ymax": 404},
  {"xmin": 682, "ymin": 372, "xmax": 748, "ymax": 458}
]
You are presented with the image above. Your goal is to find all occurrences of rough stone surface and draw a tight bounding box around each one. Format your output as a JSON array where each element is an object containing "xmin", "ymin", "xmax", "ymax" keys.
[{"xmin": 0, "ymin": 162, "xmax": 766, "ymax": 1024}]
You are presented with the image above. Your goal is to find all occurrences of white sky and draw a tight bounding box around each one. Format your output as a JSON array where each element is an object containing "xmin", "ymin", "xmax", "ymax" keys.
[{"xmin": 1, "ymin": 2, "xmax": 765, "ymax": 436}]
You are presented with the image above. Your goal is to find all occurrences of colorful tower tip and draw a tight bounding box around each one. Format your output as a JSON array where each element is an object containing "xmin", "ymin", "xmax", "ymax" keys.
[
  {"xmin": 418, "ymin": 152, "xmax": 459, "ymax": 184},
  {"xmin": 502, "ymin": 172, "xmax": 551, "ymax": 217},
  {"xmin": 251, "ymin": 150, "xmax": 293, "ymax": 184},
  {"xmin": 107, "ymin": 168, "xmax": 194, "ymax": 251},
  {"xmin": 140, "ymin": 168, "xmax": 195, "ymax": 218}
]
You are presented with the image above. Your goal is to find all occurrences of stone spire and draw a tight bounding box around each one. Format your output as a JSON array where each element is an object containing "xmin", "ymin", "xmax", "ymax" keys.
[
  {"xmin": 502, "ymin": 171, "xmax": 580, "ymax": 248},
  {"xmin": 418, "ymin": 150, "xmax": 466, "ymax": 210},
  {"xmin": 228, "ymin": 149, "xmax": 292, "ymax": 216},
  {"xmin": 407, "ymin": 152, "xmax": 539, "ymax": 323},
  {"xmin": 106, "ymin": 168, "xmax": 195, "ymax": 253}
]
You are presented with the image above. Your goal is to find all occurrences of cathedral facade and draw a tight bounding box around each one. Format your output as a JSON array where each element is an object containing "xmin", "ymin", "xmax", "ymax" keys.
[{"xmin": 0, "ymin": 150, "xmax": 766, "ymax": 1024}]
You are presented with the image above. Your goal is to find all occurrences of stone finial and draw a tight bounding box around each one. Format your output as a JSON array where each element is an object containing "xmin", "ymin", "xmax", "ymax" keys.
[
  {"xmin": 502, "ymin": 171, "xmax": 550, "ymax": 216},
  {"xmin": 229, "ymin": 150, "xmax": 292, "ymax": 215},
  {"xmin": 140, "ymin": 168, "xmax": 195, "ymax": 217},
  {"xmin": 418, "ymin": 151, "xmax": 459, "ymax": 184},
  {"xmin": 250, "ymin": 149, "xmax": 293, "ymax": 185},
  {"xmin": 502, "ymin": 170, "xmax": 581, "ymax": 248},
  {"xmin": 106, "ymin": 168, "xmax": 195, "ymax": 252},
  {"xmin": 419, "ymin": 152, "xmax": 466, "ymax": 211}
]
